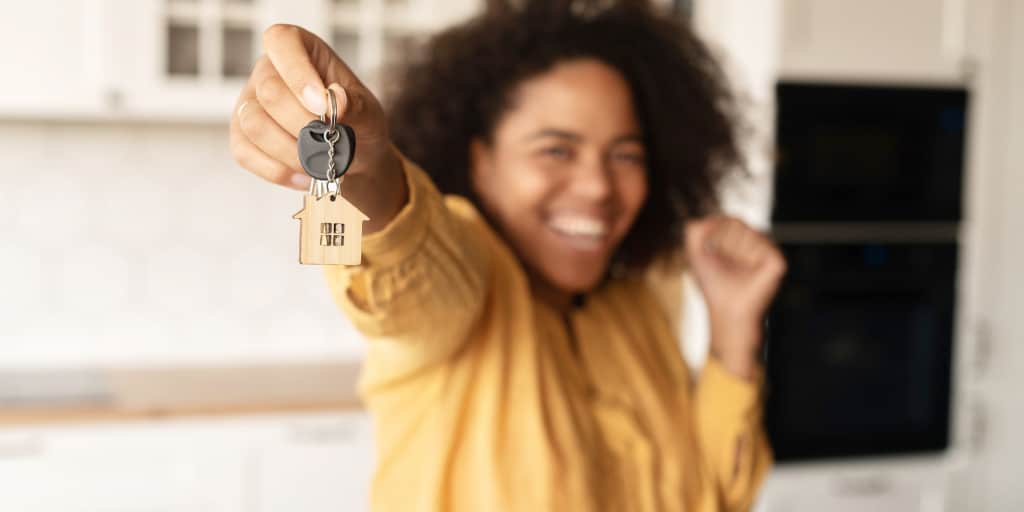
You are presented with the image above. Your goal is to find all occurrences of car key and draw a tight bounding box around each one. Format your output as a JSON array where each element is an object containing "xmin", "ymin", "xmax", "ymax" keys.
[{"xmin": 292, "ymin": 88, "xmax": 369, "ymax": 266}]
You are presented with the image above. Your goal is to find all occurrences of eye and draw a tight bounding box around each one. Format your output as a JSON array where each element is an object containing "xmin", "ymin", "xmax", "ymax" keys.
[
  {"xmin": 611, "ymin": 150, "xmax": 646, "ymax": 166},
  {"xmin": 539, "ymin": 145, "xmax": 574, "ymax": 161}
]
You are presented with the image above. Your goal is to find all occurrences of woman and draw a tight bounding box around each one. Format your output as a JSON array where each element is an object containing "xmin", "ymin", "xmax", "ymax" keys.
[{"xmin": 230, "ymin": 1, "xmax": 785, "ymax": 510}]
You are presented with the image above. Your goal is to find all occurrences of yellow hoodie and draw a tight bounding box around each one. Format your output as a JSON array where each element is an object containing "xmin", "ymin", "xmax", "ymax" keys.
[{"xmin": 325, "ymin": 157, "xmax": 770, "ymax": 511}]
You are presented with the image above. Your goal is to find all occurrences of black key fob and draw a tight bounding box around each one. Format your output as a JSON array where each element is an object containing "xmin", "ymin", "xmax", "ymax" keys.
[{"xmin": 297, "ymin": 120, "xmax": 356, "ymax": 181}]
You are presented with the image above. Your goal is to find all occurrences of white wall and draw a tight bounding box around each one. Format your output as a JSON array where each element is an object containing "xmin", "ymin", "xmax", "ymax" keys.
[
  {"xmin": 681, "ymin": 0, "xmax": 780, "ymax": 371},
  {"xmin": 0, "ymin": 121, "xmax": 366, "ymax": 368},
  {"xmin": 960, "ymin": 0, "xmax": 1024, "ymax": 509}
]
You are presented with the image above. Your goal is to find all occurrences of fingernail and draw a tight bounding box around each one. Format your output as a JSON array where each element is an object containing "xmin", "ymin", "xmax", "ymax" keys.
[
  {"xmin": 236, "ymin": 101, "xmax": 248, "ymax": 118},
  {"xmin": 302, "ymin": 84, "xmax": 326, "ymax": 115},
  {"xmin": 291, "ymin": 173, "xmax": 312, "ymax": 189}
]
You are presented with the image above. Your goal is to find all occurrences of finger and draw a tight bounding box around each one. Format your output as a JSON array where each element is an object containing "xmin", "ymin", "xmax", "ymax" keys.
[
  {"xmin": 237, "ymin": 99, "xmax": 304, "ymax": 174},
  {"xmin": 262, "ymin": 24, "xmax": 329, "ymax": 116},
  {"xmin": 234, "ymin": 76, "xmax": 257, "ymax": 117},
  {"xmin": 251, "ymin": 56, "xmax": 313, "ymax": 137},
  {"xmin": 752, "ymin": 246, "xmax": 788, "ymax": 290},
  {"xmin": 684, "ymin": 217, "xmax": 717, "ymax": 260},
  {"xmin": 231, "ymin": 109, "xmax": 310, "ymax": 191},
  {"xmin": 764, "ymin": 243, "xmax": 786, "ymax": 272},
  {"xmin": 327, "ymin": 82, "xmax": 373, "ymax": 130},
  {"xmin": 710, "ymin": 218, "xmax": 742, "ymax": 257},
  {"xmin": 714, "ymin": 218, "xmax": 763, "ymax": 268},
  {"xmin": 731, "ymin": 225, "xmax": 763, "ymax": 267},
  {"xmin": 743, "ymin": 237, "xmax": 770, "ymax": 268}
]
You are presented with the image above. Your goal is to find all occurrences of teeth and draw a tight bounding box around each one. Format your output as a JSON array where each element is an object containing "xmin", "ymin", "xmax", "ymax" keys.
[{"xmin": 549, "ymin": 215, "xmax": 608, "ymax": 238}]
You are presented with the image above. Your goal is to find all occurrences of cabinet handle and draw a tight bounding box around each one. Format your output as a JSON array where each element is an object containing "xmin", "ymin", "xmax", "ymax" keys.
[
  {"xmin": 971, "ymin": 397, "xmax": 988, "ymax": 452},
  {"xmin": 832, "ymin": 474, "xmax": 892, "ymax": 496},
  {"xmin": 974, "ymin": 317, "xmax": 993, "ymax": 378},
  {"xmin": 0, "ymin": 434, "xmax": 44, "ymax": 459},
  {"xmin": 286, "ymin": 421, "xmax": 357, "ymax": 444}
]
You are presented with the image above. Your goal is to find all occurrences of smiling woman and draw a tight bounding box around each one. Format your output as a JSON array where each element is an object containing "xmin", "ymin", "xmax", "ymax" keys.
[{"xmin": 229, "ymin": 0, "xmax": 785, "ymax": 510}]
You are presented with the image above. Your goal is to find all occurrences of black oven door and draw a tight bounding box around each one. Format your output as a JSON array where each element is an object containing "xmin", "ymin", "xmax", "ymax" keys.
[
  {"xmin": 773, "ymin": 83, "xmax": 967, "ymax": 222},
  {"xmin": 764, "ymin": 242, "xmax": 956, "ymax": 461}
]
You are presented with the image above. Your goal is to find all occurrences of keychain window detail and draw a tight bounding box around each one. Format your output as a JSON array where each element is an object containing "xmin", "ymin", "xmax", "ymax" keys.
[{"xmin": 320, "ymin": 223, "xmax": 346, "ymax": 247}]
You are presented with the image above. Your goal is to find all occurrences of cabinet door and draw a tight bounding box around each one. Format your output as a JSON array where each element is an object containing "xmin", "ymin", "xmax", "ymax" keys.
[
  {"xmin": 410, "ymin": 0, "xmax": 480, "ymax": 29},
  {"xmin": 253, "ymin": 412, "xmax": 375, "ymax": 512},
  {"xmin": 0, "ymin": 430, "xmax": 73, "ymax": 512},
  {"xmin": 107, "ymin": 0, "xmax": 258, "ymax": 122},
  {"xmin": 110, "ymin": 0, "xmax": 344, "ymax": 122},
  {"xmin": 780, "ymin": 0, "xmax": 970, "ymax": 84},
  {"xmin": 0, "ymin": 424, "xmax": 247, "ymax": 512},
  {"xmin": 757, "ymin": 460, "xmax": 957, "ymax": 512},
  {"xmin": 764, "ymin": 490, "xmax": 923, "ymax": 512},
  {"xmin": 0, "ymin": 1, "xmax": 111, "ymax": 118},
  {"xmin": 0, "ymin": 426, "xmax": 187, "ymax": 512}
]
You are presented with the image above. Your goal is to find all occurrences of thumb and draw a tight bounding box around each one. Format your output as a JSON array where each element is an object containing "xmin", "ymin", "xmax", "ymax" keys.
[{"xmin": 262, "ymin": 24, "xmax": 329, "ymax": 115}]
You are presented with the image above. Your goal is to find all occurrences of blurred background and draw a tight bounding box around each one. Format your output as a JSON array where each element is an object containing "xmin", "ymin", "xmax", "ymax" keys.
[{"xmin": 0, "ymin": 0, "xmax": 1022, "ymax": 510}]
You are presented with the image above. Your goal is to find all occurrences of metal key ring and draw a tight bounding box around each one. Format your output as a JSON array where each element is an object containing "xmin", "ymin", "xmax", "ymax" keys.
[
  {"xmin": 324, "ymin": 128, "xmax": 340, "ymax": 145},
  {"xmin": 318, "ymin": 88, "xmax": 338, "ymax": 138}
]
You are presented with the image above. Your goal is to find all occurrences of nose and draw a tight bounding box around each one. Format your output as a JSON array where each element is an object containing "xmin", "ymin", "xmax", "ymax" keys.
[{"xmin": 569, "ymin": 153, "xmax": 614, "ymax": 203}]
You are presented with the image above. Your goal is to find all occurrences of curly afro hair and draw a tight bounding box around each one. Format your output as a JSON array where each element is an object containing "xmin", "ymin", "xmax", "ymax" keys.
[{"xmin": 386, "ymin": 0, "xmax": 747, "ymax": 273}]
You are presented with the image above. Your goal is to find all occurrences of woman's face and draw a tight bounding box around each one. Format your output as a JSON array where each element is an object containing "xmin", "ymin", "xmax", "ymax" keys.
[{"xmin": 471, "ymin": 58, "xmax": 648, "ymax": 294}]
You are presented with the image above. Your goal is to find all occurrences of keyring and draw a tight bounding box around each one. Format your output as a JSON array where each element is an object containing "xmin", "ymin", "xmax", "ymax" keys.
[{"xmin": 318, "ymin": 88, "xmax": 338, "ymax": 138}]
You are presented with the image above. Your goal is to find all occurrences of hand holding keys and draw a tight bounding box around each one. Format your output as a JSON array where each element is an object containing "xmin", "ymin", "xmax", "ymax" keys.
[{"xmin": 230, "ymin": 24, "xmax": 408, "ymax": 264}]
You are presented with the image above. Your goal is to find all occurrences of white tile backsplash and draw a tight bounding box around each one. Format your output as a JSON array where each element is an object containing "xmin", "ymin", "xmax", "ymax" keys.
[{"xmin": 0, "ymin": 121, "xmax": 367, "ymax": 368}]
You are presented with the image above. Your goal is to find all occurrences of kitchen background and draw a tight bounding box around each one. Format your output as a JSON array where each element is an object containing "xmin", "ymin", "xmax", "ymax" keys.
[{"xmin": 1, "ymin": 0, "xmax": 1022, "ymax": 510}]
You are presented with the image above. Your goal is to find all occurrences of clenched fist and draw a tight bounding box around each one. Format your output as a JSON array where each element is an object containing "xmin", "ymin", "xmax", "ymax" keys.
[{"xmin": 685, "ymin": 216, "xmax": 786, "ymax": 380}]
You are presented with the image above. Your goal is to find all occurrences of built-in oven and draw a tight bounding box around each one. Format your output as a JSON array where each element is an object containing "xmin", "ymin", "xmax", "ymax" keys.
[{"xmin": 765, "ymin": 82, "xmax": 968, "ymax": 462}]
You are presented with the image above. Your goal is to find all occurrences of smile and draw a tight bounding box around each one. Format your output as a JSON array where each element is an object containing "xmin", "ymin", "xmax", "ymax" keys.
[{"xmin": 547, "ymin": 215, "xmax": 609, "ymax": 252}]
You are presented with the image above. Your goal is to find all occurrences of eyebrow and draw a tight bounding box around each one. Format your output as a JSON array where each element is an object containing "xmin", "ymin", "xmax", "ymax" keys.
[
  {"xmin": 523, "ymin": 128, "xmax": 644, "ymax": 145},
  {"xmin": 524, "ymin": 128, "xmax": 582, "ymax": 143}
]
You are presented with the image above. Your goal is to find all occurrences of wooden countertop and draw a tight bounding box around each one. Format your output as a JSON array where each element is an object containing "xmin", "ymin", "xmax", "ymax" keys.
[{"xmin": 0, "ymin": 362, "xmax": 364, "ymax": 427}]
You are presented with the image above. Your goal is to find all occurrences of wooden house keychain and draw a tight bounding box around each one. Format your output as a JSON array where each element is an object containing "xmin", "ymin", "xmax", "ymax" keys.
[{"xmin": 293, "ymin": 88, "xmax": 370, "ymax": 265}]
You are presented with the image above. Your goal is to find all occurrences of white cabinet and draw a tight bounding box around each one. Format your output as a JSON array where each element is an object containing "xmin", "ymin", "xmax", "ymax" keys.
[
  {"xmin": 756, "ymin": 458, "xmax": 954, "ymax": 512},
  {"xmin": 252, "ymin": 413, "xmax": 375, "ymax": 512},
  {"xmin": 0, "ymin": 0, "xmax": 257, "ymax": 122},
  {"xmin": 0, "ymin": 411, "xmax": 375, "ymax": 512},
  {"xmin": 0, "ymin": 0, "xmax": 483, "ymax": 122},
  {"xmin": 106, "ymin": 0, "xmax": 259, "ymax": 122},
  {"xmin": 0, "ymin": 1, "xmax": 112, "ymax": 118},
  {"xmin": 779, "ymin": 0, "xmax": 972, "ymax": 85},
  {"xmin": 0, "ymin": 424, "xmax": 241, "ymax": 512}
]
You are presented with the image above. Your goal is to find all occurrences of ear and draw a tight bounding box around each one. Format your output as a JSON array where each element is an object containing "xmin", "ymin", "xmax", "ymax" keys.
[{"xmin": 468, "ymin": 137, "xmax": 494, "ymax": 193}]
